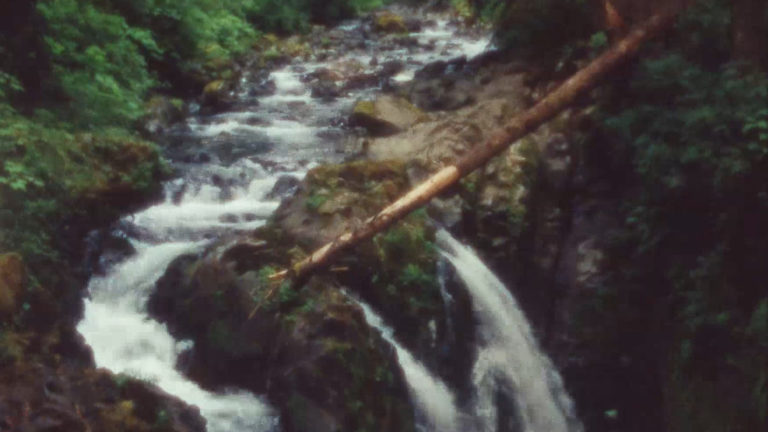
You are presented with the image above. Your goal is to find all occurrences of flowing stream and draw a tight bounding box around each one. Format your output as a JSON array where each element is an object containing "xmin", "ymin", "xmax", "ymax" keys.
[
  {"xmin": 437, "ymin": 230, "xmax": 583, "ymax": 432},
  {"xmin": 351, "ymin": 294, "xmax": 462, "ymax": 432},
  {"xmin": 77, "ymin": 9, "xmax": 496, "ymax": 432}
]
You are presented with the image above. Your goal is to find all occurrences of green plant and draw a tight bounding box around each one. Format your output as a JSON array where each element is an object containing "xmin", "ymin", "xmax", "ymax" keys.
[{"xmin": 305, "ymin": 192, "xmax": 329, "ymax": 212}]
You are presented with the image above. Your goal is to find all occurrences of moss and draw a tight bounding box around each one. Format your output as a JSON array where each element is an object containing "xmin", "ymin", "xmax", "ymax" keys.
[
  {"xmin": 203, "ymin": 79, "xmax": 226, "ymax": 96},
  {"xmin": 353, "ymin": 100, "xmax": 377, "ymax": 117},
  {"xmin": 0, "ymin": 330, "xmax": 29, "ymax": 365},
  {"xmin": 304, "ymin": 159, "xmax": 409, "ymax": 216},
  {"xmin": 373, "ymin": 12, "xmax": 408, "ymax": 33}
]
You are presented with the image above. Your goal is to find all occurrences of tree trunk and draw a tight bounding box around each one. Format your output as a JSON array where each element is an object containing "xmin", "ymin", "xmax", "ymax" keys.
[
  {"xmin": 272, "ymin": 4, "xmax": 689, "ymax": 285},
  {"xmin": 733, "ymin": 0, "xmax": 767, "ymax": 66}
]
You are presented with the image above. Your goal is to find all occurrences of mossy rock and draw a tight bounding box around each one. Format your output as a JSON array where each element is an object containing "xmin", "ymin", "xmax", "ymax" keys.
[
  {"xmin": 275, "ymin": 160, "xmax": 410, "ymax": 248},
  {"xmin": 373, "ymin": 12, "xmax": 408, "ymax": 34},
  {"xmin": 148, "ymin": 229, "xmax": 416, "ymax": 432},
  {"xmin": 351, "ymin": 95, "xmax": 429, "ymax": 137}
]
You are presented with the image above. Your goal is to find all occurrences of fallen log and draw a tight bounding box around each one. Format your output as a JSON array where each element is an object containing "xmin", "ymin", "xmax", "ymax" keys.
[{"xmin": 272, "ymin": 4, "xmax": 689, "ymax": 286}]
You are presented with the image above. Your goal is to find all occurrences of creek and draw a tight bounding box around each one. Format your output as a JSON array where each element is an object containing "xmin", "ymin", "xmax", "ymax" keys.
[{"xmin": 77, "ymin": 8, "xmax": 580, "ymax": 432}]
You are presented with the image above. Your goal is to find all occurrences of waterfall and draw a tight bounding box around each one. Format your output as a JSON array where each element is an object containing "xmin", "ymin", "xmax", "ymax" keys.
[
  {"xmin": 351, "ymin": 295, "xmax": 463, "ymax": 432},
  {"xmin": 76, "ymin": 7, "xmax": 495, "ymax": 431},
  {"xmin": 437, "ymin": 230, "xmax": 583, "ymax": 432},
  {"xmin": 77, "ymin": 241, "xmax": 280, "ymax": 432}
]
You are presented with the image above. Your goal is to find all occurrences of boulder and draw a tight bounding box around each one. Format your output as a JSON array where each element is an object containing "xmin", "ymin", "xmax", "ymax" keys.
[
  {"xmin": 200, "ymin": 79, "xmax": 235, "ymax": 114},
  {"xmin": 148, "ymin": 232, "xmax": 417, "ymax": 432},
  {"xmin": 267, "ymin": 175, "xmax": 301, "ymax": 200},
  {"xmin": 373, "ymin": 12, "xmax": 408, "ymax": 34},
  {"xmin": 350, "ymin": 95, "xmax": 429, "ymax": 137},
  {"xmin": 142, "ymin": 96, "xmax": 186, "ymax": 135},
  {"xmin": 310, "ymin": 81, "xmax": 342, "ymax": 101},
  {"xmin": 0, "ymin": 362, "xmax": 205, "ymax": 432}
]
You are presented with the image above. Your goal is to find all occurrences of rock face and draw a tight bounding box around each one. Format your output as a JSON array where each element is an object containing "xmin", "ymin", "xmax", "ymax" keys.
[
  {"xmin": 0, "ymin": 361, "xmax": 206, "ymax": 432},
  {"xmin": 148, "ymin": 231, "xmax": 417, "ymax": 432},
  {"xmin": 274, "ymin": 160, "xmax": 411, "ymax": 247},
  {"xmin": 350, "ymin": 95, "xmax": 430, "ymax": 137},
  {"xmin": 0, "ymin": 254, "xmax": 206, "ymax": 432}
]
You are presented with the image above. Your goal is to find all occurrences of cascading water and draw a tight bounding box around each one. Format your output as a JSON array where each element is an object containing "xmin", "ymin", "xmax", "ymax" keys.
[
  {"xmin": 437, "ymin": 230, "xmax": 583, "ymax": 432},
  {"xmin": 77, "ymin": 9, "xmax": 492, "ymax": 432},
  {"xmin": 349, "ymin": 294, "xmax": 462, "ymax": 432}
]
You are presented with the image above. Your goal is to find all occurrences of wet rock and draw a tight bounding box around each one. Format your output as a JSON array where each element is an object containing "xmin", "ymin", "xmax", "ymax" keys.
[
  {"xmin": 379, "ymin": 60, "xmax": 405, "ymax": 78},
  {"xmin": 247, "ymin": 78, "xmax": 277, "ymax": 97},
  {"xmin": 366, "ymin": 98, "xmax": 522, "ymax": 166},
  {"xmin": 206, "ymin": 131, "xmax": 274, "ymax": 165},
  {"xmin": 310, "ymin": 81, "xmax": 342, "ymax": 102},
  {"xmin": 274, "ymin": 160, "xmax": 410, "ymax": 247},
  {"xmin": 404, "ymin": 17, "xmax": 423, "ymax": 32},
  {"xmin": 148, "ymin": 234, "xmax": 416, "ymax": 432},
  {"xmin": 0, "ymin": 363, "xmax": 205, "ymax": 432},
  {"xmin": 200, "ymin": 80, "xmax": 236, "ymax": 115},
  {"xmin": 373, "ymin": 11, "xmax": 408, "ymax": 33},
  {"xmin": 219, "ymin": 213, "xmax": 239, "ymax": 224},
  {"xmin": 267, "ymin": 175, "xmax": 301, "ymax": 200},
  {"xmin": 404, "ymin": 56, "xmax": 485, "ymax": 111},
  {"xmin": 90, "ymin": 230, "xmax": 137, "ymax": 275},
  {"xmin": 142, "ymin": 96, "xmax": 186, "ymax": 136},
  {"xmin": 350, "ymin": 95, "xmax": 429, "ymax": 137},
  {"xmin": 305, "ymin": 67, "xmax": 343, "ymax": 83}
]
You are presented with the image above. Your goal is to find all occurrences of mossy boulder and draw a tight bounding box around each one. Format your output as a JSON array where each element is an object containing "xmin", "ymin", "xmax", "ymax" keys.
[
  {"xmin": 350, "ymin": 95, "xmax": 429, "ymax": 137},
  {"xmin": 143, "ymin": 96, "xmax": 186, "ymax": 135},
  {"xmin": 373, "ymin": 12, "xmax": 408, "ymax": 34},
  {"xmin": 148, "ymin": 229, "xmax": 416, "ymax": 432},
  {"xmin": 0, "ymin": 361, "xmax": 205, "ymax": 432},
  {"xmin": 201, "ymin": 79, "xmax": 235, "ymax": 113},
  {"xmin": 274, "ymin": 160, "xmax": 411, "ymax": 248}
]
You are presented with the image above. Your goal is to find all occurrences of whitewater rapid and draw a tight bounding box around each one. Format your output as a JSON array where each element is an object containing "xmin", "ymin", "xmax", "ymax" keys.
[{"xmin": 78, "ymin": 10, "xmax": 494, "ymax": 432}]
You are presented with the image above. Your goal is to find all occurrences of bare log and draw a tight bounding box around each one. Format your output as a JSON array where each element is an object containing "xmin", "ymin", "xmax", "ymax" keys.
[{"xmin": 273, "ymin": 5, "xmax": 687, "ymax": 284}]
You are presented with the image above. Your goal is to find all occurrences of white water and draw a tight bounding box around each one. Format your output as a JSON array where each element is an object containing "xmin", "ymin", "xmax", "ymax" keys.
[
  {"xmin": 79, "ymin": 242, "xmax": 279, "ymax": 432},
  {"xmin": 78, "ymin": 171, "xmax": 283, "ymax": 431},
  {"xmin": 437, "ymin": 230, "xmax": 582, "ymax": 432},
  {"xmin": 77, "ymin": 10, "xmax": 495, "ymax": 432},
  {"xmin": 352, "ymin": 296, "xmax": 462, "ymax": 432}
]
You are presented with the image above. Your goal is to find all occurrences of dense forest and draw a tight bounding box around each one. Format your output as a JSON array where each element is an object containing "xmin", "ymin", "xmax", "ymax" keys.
[{"xmin": 1, "ymin": 1, "xmax": 766, "ymax": 432}]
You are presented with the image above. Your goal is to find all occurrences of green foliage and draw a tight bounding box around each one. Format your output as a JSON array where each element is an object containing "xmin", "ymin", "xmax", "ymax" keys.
[
  {"xmin": 37, "ymin": 0, "xmax": 159, "ymax": 127},
  {"xmin": 490, "ymin": 0, "xmax": 595, "ymax": 59},
  {"xmin": 370, "ymin": 210, "xmax": 441, "ymax": 315},
  {"xmin": 591, "ymin": 47, "xmax": 768, "ymax": 431},
  {"xmin": 305, "ymin": 193, "xmax": 329, "ymax": 212},
  {"xmin": 0, "ymin": 106, "xmax": 164, "ymax": 272}
]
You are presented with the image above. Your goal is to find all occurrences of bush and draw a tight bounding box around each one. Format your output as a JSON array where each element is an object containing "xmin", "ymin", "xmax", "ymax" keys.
[
  {"xmin": 490, "ymin": 0, "xmax": 595, "ymax": 59},
  {"xmin": 0, "ymin": 104, "xmax": 165, "ymax": 271},
  {"xmin": 592, "ymin": 47, "xmax": 768, "ymax": 432}
]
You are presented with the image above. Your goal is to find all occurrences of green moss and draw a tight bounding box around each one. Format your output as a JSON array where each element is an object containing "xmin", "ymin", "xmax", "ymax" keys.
[
  {"xmin": 353, "ymin": 100, "xmax": 377, "ymax": 116},
  {"xmin": 0, "ymin": 113, "xmax": 164, "ymax": 272}
]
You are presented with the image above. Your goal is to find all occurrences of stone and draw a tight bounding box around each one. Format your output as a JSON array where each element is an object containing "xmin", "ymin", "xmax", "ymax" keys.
[
  {"xmin": 267, "ymin": 175, "xmax": 301, "ymax": 200},
  {"xmin": 373, "ymin": 11, "xmax": 408, "ymax": 34},
  {"xmin": 350, "ymin": 95, "xmax": 429, "ymax": 137}
]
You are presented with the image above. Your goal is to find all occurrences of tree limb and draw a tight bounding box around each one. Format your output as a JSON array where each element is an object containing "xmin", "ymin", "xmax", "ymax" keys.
[{"xmin": 273, "ymin": 4, "xmax": 688, "ymax": 285}]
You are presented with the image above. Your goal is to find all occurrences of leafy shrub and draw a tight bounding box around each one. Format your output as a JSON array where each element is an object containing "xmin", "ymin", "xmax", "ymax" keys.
[
  {"xmin": 592, "ymin": 49, "xmax": 768, "ymax": 431},
  {"xmin": 489, "ymin": 0, "xmax": 595, "ymax": 58},
  {"xmin": 37, "ymin": 0, "xmax": 160, "ymax": 128},
  {"xmin": 0, "ymin": 105, "xmax": 164, "ymax": 271}
]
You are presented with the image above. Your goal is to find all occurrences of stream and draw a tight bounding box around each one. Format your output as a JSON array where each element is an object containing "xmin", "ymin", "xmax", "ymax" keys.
[{"xmin": 77, "ymin": 8, "xmax": 580, "ymax": 432}]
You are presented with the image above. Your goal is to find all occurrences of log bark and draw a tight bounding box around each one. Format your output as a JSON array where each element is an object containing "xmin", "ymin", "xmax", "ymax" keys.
[{"xmin": 273, "ymin": 5, "xmax": 689, "ymax": 284}]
